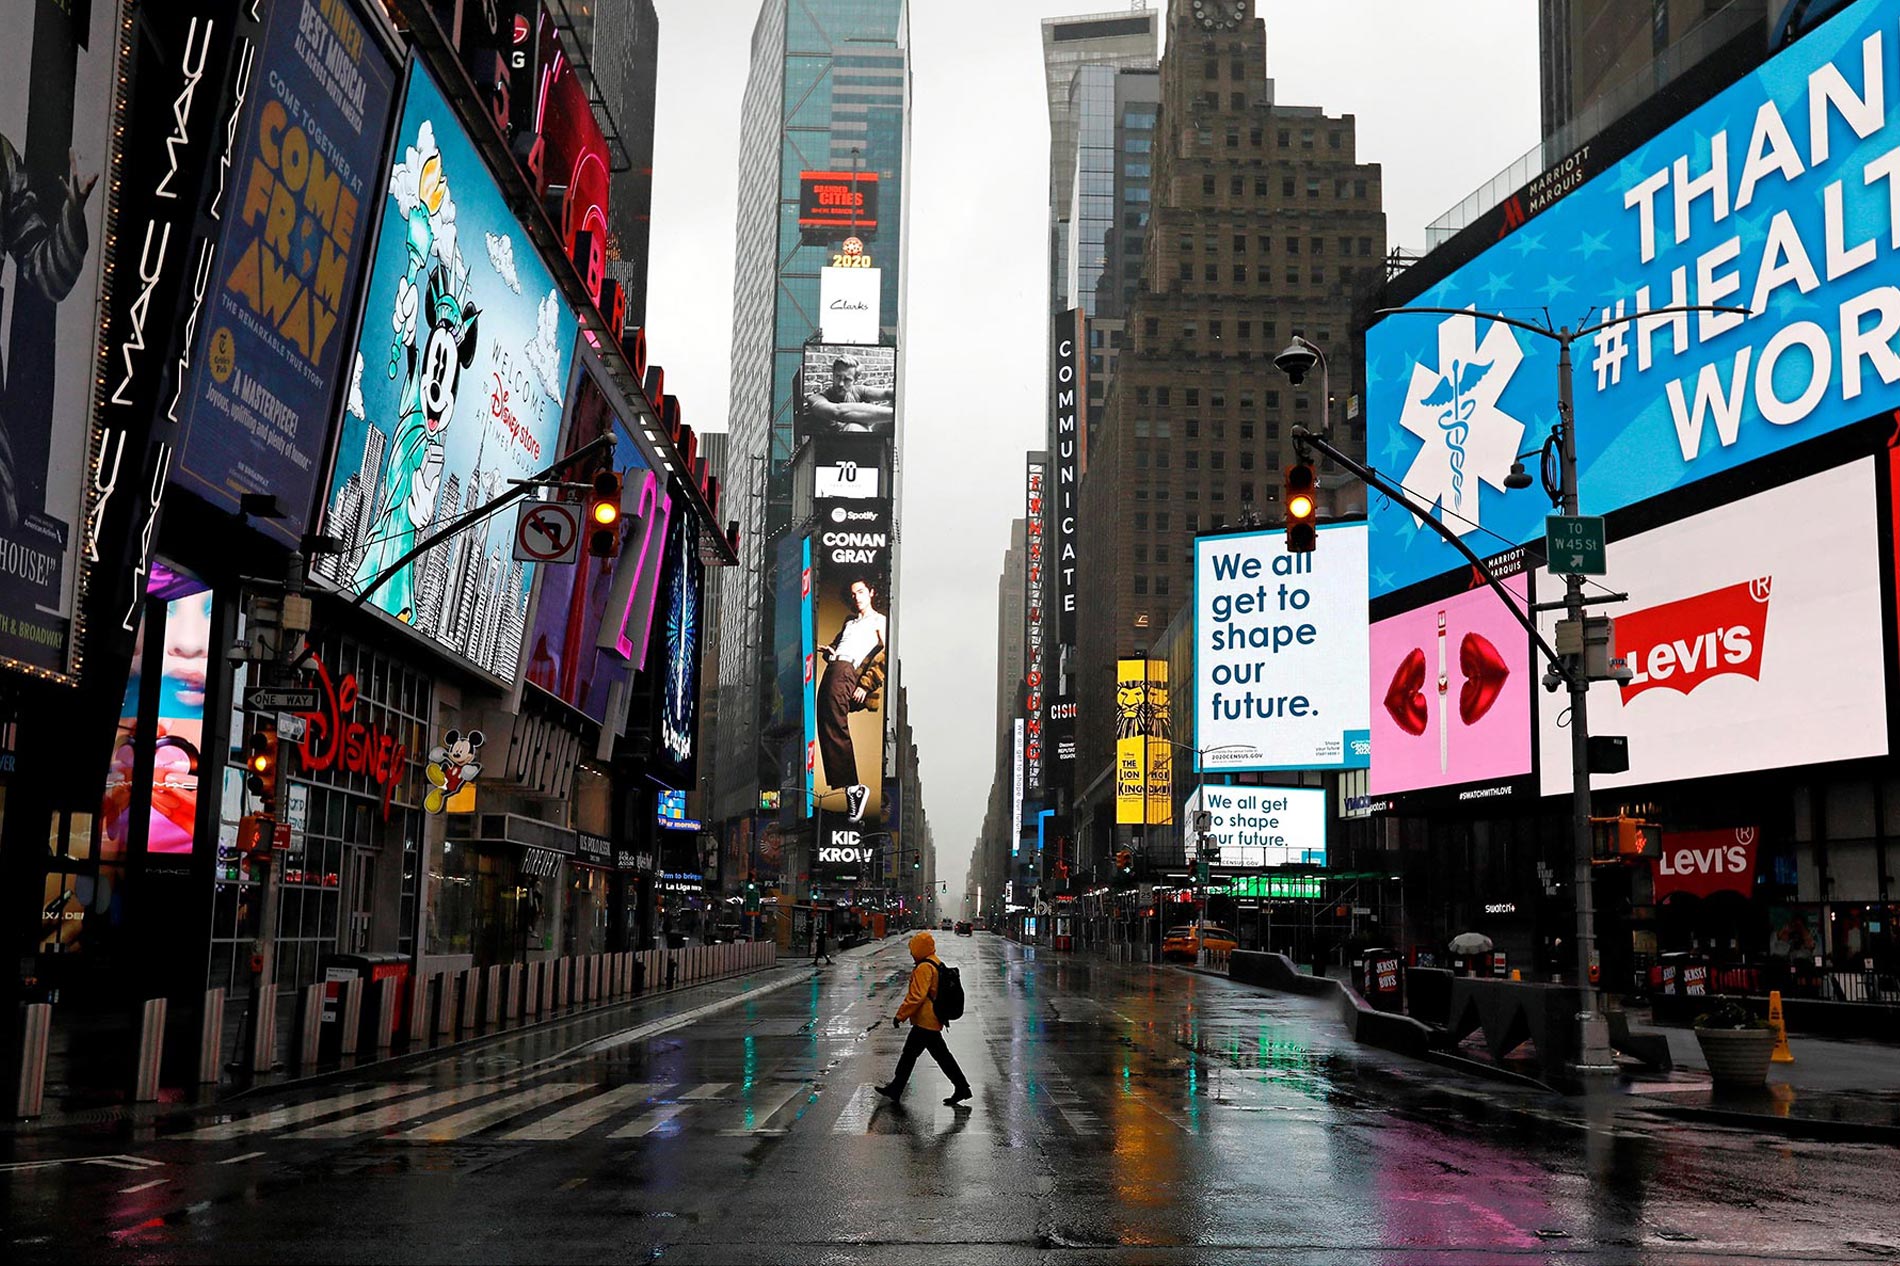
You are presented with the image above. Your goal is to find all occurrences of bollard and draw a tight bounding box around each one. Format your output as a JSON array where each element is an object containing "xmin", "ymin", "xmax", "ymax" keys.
[
  {"xmin": 1769, "ymin": 990, "xmax": 1795, "ymax": 1063},
  {"xmin": 550, "ymin": 958, "xmax": 565, "ymax": 1010},
  {"xmin": 132, "ymin": 997, "xmax": 168, "ymax": 1102},
  {"xmin": 16, "ymin": 1002, "xmax": 51, "ymax": 1119},
  {"xmin": 338, "ymin": 979, "xmax": 364, "ymax": 1057},
  {"xmin": 295, "ymin": 983, "xmax": 324, "ymax": 1071},
  {"xmin": 199, "ymin": 988, "xmax": 226, "ymax": 1085},
  {"xmin": 483, "ymin": 964, "xmax": 502, "ymax": 1030},
  {"xmin": 435, "ymin": 972, "xmax": 457, "ymax": 1038},
  {"xmin": 251, "ymin": 983, "xmax": 278, "ymax": 1073},
  {"xmin": 502, "ymin": 964, "xmax": 521, "ymax": 1027},
  {"xmin": 525, "ymin": 961, "xmax": 542, "ymax": 1019},
  {"xmin": 458, "ymin": 968, "xmax": 480, "ymax": 1032},
  {"xmin": 407, "ymin": 971, "xmax": 431, "ymax": 1046},
  {"xmin": 591, "ymin": 954, "xmax": 604, "ymax": 1002},
  {"xmin": 371, "ymin": 977, "xmax": 397, "ymax": 1051}
]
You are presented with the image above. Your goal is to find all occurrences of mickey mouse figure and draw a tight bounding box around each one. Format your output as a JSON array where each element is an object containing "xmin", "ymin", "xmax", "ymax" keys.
[{"xmin": 424, "ymin": 729, "xmax": 484, "ymax": 814}]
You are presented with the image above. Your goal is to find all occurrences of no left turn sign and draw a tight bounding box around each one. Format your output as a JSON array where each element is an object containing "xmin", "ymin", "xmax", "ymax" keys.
[{"xmin": 513, "ymin": 501, "xmax": 582, "ymax": 565}]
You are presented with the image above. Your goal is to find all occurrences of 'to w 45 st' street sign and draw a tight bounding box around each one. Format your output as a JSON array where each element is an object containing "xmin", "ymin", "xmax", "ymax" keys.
[{"xmin": 1545, "ymin": 515, "xmax": 1607, "ymax": 576}]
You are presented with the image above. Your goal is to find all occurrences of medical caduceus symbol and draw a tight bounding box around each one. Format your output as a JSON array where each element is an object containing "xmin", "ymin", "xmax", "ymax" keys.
[{"xmin": 1398, "ymin": 311, "xmax": 1527, "ymax": 537}]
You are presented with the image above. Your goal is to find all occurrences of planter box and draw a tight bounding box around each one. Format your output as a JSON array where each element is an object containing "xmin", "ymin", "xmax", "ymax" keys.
[{"xmin": 1694, "ymin": 1026, "xmax": 1774, "ymax": 1089}]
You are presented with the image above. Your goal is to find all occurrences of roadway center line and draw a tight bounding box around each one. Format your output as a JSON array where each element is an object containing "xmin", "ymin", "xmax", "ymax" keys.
[{"xmin": 119, "ymin": 1179, "xmax": 168, "ymax": 1194}]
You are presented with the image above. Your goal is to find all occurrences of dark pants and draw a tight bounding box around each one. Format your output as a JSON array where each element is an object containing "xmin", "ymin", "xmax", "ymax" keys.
[
  {"xmin": 888, "ymin": 1025, "xmax": 969, "ymax": 1095},
  {"xmin": 817, "ymin": 658, "xmax": 860, "ymax": 788}
]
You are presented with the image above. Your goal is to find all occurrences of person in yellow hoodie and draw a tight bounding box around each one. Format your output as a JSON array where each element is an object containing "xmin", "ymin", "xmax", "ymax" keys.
[{"xmin": 875, "ymin": 931, "xmax": 972, "ymax": 1106}]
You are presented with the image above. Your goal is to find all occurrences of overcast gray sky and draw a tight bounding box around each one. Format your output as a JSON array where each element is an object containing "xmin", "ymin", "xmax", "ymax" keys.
[{"xmin": 645, "ymin": 1, "xmax": 1540, "ymax": 911}]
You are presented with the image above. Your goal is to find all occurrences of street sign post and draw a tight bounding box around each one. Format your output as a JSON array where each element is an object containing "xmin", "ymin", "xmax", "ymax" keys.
[
  {"xmin": 1545, "ymin": 515, "xmax": 1607, "ymax": 576},
  {"xmin": 244, "ymin": 686, "xmax": 319, "ymax": 713},
  {"xmin": 513, "ymin": 501, "xmax": 583, "ymax": 565}
]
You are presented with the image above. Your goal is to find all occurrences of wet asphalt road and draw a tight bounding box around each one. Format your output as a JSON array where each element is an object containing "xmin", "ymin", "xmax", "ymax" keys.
[{"xmin": 5, "ymin": 934, "xmax": 1899, "ymax": 1264}]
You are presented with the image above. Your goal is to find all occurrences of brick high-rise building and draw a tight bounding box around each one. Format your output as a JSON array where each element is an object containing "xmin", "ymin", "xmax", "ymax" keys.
[{"xmin": 1073, "ymin": 0, "xmax": 1385, "ymax": 842}]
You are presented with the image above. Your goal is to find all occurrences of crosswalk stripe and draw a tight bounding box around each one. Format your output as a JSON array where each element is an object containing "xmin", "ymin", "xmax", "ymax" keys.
[
  {"xmin": 831, "ymin": 1084, "xmax": 877, "ymax": 1132},
  {"xmin": 291, "ymin": 1082, "xmax": 513, "ymax": 1139},
  {"xmin": 399, "ymin": 1083, "xmax": 591, "ymax": 1142},
  {"xmin": 740, "ymin": 1081, "xmax": 808, "ymax": 1129},
  {"xmin": 608, "ymin": 1103, "xmax": 688, "ymax": 1138},
  {"xmin": 499, "ymin": 1083, "xmax": 661, "ymax": 1141},
  {"xmin": 677, "ymin": 1083, "xmax": 728, "ymax": 1100},
  {"xmin": 182, "ymin": 1084, "xmax": 428, "ymax": 1140}
]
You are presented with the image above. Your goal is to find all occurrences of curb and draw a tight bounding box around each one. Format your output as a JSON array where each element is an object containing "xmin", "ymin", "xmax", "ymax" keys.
[{"xmin": 1636, "ymin": 1102, "xmax": 1900, "ymax": 1145}]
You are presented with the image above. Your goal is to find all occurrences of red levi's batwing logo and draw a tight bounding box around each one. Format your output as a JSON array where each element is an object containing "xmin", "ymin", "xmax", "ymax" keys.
[{"xmin": 1617, "ymin": 578, "xmax": 1771, "ymax": 704}]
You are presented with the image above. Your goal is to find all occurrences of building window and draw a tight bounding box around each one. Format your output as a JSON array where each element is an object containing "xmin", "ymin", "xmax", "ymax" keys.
[
  {"xmin": 1355, "ymin": 178, "xmax": 1369, "ymax": 198},
  {"xmin": 1155, "ymin": 419, "xmax": 1172, "ymax": 439},
  {"xmin": 1240, "ymin": 482, "xmax": 1254, "ymax": 503},
  {"xmin": 1186, "ymin": 514, "xmax": 1198, "ymax": 531},
  {"xmin": 1286, "ymin": 237, "xmax": 1299, "ymax": 256},
  {"xmin": 1359, "ymin": 235, "xmax": 1374, "ymax": 255},
  {"xmin": 1300, "ymin": 128, "xmax": 1314, "ymax": 149},
  {"xmin": 1277, "ymin": 129, "xmax": 1289, "ymax": 146},
  {"xmin": 1240, "ymin": 421, "xmax": 1255, "ymax": 441},
  {"xmin": 1135, "ymin": 544, "xmax": 1148, "ymax": 563},
  {"xmin": 1230, "ymin": 92, "xmax": 1245, "ymax": 110},
  {"xmin": 1185, "ymin": 418, "xmax": 1199, "ymax": 438},
  {"xmin": 1239, "ymin": 390, "xmax": 1255, "ymax": 410},
  {"xmin": 1230, "ymin": 175, "xmax": 1243, "ymax": 196},
  {"xmin": 1204, "ymin": 59, "xmax": 1219, "ymax": 80},
  {"xmin": 1339, "ymin": 236, "xmax": 1353, "ymax": 255},
  {"xmin": 1255, "ymin": 178, "xmax": 1269, "ymax": 197},
  {"xmin": 1231, "ymin": 60, "xmax": 1246, "ymax": 79},
  {"xmin": 1233, "ymin": 265, "xmax": 1247, "ymax": 283},
  {"xmin": 1185, "ymin": 389, "xmax": 1200, "ymax": 406},
  {"xmin": 1211, "ymin": 452, "xmax": 1225, "ymax": 470},
  {"xmin": 1311, "ymin": 237, "xmax": 1324, "ymax": 254},
  {"xmin": 1329, "ymin": 131, "xmax": 1342, "ymax": 149},
  {"xmin": 1240, "ymin": 452, "xmax": 1255, "ymax": 470},
  {"xmin": 1238, "ymin": 320, "xmax": 1252, "ymax": 340},
  {"xmin": 1205, "ymin": 263, "xmax": 1218, "ymax": 282},
  {"xmin": 1178, "ymin": 261, "xmax": 1194, "ymax": 281},
  {"xmin": 1134, "ymin": 512, "xmax": 1148, "ymax": 530},
  {"xmin": 1233, "ymin": 234, "xmax": 1247, "ymax": 253},
  {"xmin": 1226, "ymin": 130, "xmax": 1239, "ymax": 149},
  {"xmin": 1156, "ymin": 450, "xmax": 1171, "ymax": 468},
  {"xmin": 1213, "ymin": 485, "xmax": 1226, "ymax": 502},
  {"xmin": 1306, "ymin": 178, "xmax": 1321, "ymax": 197},
  {"xmin": 1267, "ymin": 390, "xmax": 1280, "ymax": 409},
  {"xmin": 1135, "ymin": 417, "xmax": 1150, "ymax": 438},
  {"xmin": 1156, "ymin": 387, "xmax": 1170, "ymax": 406},
  {"xmin": 1202, "ymin": 174, "xmax": 1216, "ymax": 196},
  {"xmin": 1282, "ymin": 176, "xmax": 1294, "ymax": 198},
  {"xmin": 1144, "ymin": 318, "xmax": 1159, "ymax": 337},
  {"xmin": 1286, "ymin": 268, "xmax": 1299, "ymax": 285},
  {"xmin": 1157, "ymin": 512, "xmax": 1170, "ymax": 531},
  {"xmin": 1210, "ymin": 388, "xmax": 1226, "ymax": 407},
  {"xmin": 1213, "ymin": 419, "xmax": 1226, "ymax": 440},
  {"xmin": 1136, "ymin": 449, "xmax": 1149, "ymax": 469},
  {"xmin": 1134, "ymin": 575, "xmax": 1148, "ymax": 595},
  {"xmin": 1258, "ymin": 234, "xmax": 1271, "ymax": 253},
  {"xmin": 1156, "ymin": 575, "xmax": 1171, "ymax": 596},
  {"xmin": 1266, "ymin": 421, "xmax": 1281, "ymax": 439},
  {"xmin": 1250, "ymin": 128, "xmax": 1263, "ymax": 146},
  {"xmin": 1186, "ymin": 450, "xmax": 1200, "ymax": 469}
]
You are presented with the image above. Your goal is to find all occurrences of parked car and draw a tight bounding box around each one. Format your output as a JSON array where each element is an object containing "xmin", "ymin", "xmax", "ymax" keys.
[
  {"xmin": 940, "ymin": 918, "xmax": 954, "ymax": 931},
  {"xmin": 954, "ymin": 920, "xmax": 973, "ymax": 936},
  {"xmin": 1161, "ymin": 924, "xmax": 1239, "ymax": 960}
]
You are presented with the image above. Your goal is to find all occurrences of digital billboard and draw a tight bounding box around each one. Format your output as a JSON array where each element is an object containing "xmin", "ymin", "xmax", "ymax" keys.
[
  {"xmin": 794, "ymin": 343, "xmax": 895, "ymax": 447},
  {"xmin": 1194, "ymin": 524, "xmax": 1372, "ymax": 772},
  {"xmin": 1369, "ymin": 573, "xmax": 1533, "ymax": 796},
  {"xmin": 1114, "ymin": 658, "xmax": 1171, "ymax": 826},
  {"xmin": 1537, "ymin": 461, "xmax": 1886, "ymax": 795},
  {"xmin": 1023, "ymin": 457, "xmax": 1047, "ymax": 796},
  {"xmin": 1186, "ymin": 786, "xmax": 1326, "ymax": 869},
  {"xmin": 172, "ymin": 0, "xmax": 398, "ymax": 545},
  {"xmin": 808, "ymin": 494, "xmax": 892, "ymax": 835},
  {"xmin": 532, "ymin": 6, "xmax": 611, "ymax": 306},
  {"xmin": 319, "ymin": 60, "xmax": 577, "ymax": 679},
  {"xmin": 652, "ymin": 509, "xmax": 703, "ymax": 781},
  {"xmin": 820, "ymin": 266, "xmax": 881, "ymax": 344},
  {"xmin": 1366, "ymin": 0, "xmax": 1900, "ymax": 599},
  {"xmin": 0, "ymin": 0, "xmax": 118, "ymax": 677},
  {"xmin": 798, "ymin": 170, "xmax": 879, "ymax": 235}
]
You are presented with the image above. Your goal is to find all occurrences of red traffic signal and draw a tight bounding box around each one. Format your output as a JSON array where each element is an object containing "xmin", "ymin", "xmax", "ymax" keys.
[
  {"xmin": 586, "ymin": 470, "xmax": 623, "ymax": 559},
  {"xmin": 1284, "ymin": 464, "xmax": 1317, "ymax": 553}
]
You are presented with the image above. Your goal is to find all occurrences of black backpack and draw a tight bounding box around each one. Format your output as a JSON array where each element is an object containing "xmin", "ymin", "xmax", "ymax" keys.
[{"xmin": 930, "ymin": 959, "xmax": 966, "ymax": 1023}]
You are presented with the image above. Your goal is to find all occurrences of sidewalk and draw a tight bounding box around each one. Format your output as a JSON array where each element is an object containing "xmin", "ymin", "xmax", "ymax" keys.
[{"xmin": 1617, "ymin": 1011, "xmax": 1900, "ymax": 1143}]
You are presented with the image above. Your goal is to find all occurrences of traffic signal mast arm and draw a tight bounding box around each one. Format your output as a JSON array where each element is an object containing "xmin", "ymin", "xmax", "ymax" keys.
[{"xmin": 1290, "ymin": 424, "xmax": 1574, "ymax": 690}]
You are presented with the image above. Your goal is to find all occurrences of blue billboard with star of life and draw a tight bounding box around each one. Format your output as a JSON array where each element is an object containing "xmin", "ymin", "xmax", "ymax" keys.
[{"xmin": 1366, "ymin": 0, "xmax": 1900, "ymax": 599}]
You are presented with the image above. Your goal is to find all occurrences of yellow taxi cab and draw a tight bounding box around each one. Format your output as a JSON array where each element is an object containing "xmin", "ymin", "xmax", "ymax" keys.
[{"xmin": 1161, "ymin": 923, "xmax": 1239, "ymax": 960}]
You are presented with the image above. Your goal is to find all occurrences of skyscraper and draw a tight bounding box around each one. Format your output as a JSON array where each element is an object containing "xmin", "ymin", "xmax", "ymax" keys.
[{"xmin": 709, "ymin": 0, "xmax": 911, "ymax": 833}]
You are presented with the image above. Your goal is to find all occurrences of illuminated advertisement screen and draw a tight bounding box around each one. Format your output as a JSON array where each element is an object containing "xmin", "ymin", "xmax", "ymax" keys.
[
  {"xmin": 533, "ymin": 5, "xmax": 610, "ymax": 304},
  {"xmin": 1193, "ymin": 524, "xmax": 1372, "ymax": 772},
  {"xmin": 319, "ymin": 59, "xmax": 577, "ymax": 678},
  {"xmin": 1114, "ymin": 659, "xmax": 1172, "ymax": 826},
  {"xmin": 652, "ymin": 510, "xmax": 703, "ymax": 780},
  {"xmin": 1366, "ymin": 0, "xmax": 1900, "ymax": 599},
  {"xmin": 798, "ymin": 170, "xmax": 879, "ymax": 234},
  {"xmin": 172, "ymin": 0, "xmax": 399, "ymax": 545},
  {"xmin": 1370, "ymin": 573, "xmax": 1533, "ymax": 796},
  {"xmin": 809, "ymin": 495, "xmax": 892, "ymax": 832},
  {"xmin": 794, "ymin": 343, "xmax": 896, "ymax": 447},
  {"xmin": 1537, "ymin": 460, "xmax": 1886, "ymax": 794},
  {"xmin": 1186, "ymin": 785, "xmax": 1326, "ymax": 869}
]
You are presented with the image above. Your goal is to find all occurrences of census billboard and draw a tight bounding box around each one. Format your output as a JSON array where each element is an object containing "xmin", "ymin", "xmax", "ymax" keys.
[
  {"xmin": 1186, "ymin": 786, "xmax": 1326, "ymax": 869},
  {"xmin": 1367, "ymin": 0, "xmax": 1900, "ymax": 599},
  {"xmin": 1194, "ymin": 524, "xmax": 1371, "ymax": 772},
  {"xmin": 1370, "ymin": 573, "xmax": 1533, "ymax": 796},
  {"xmin": 1536, "ymin": 460, "xmax": 1886, "ymax": 795},
  {"xmin": 318, "ymin": 60, "xmax": 577, "ymax": 679}
]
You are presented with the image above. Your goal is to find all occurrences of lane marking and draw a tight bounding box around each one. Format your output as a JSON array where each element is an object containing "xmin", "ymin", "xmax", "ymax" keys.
[
  {"xmin": 0, "ymin": 1154, "xmax": 162, "ymax": 1175},
  {"xmin": 217, "ymin": 1151, "xmax": 268, "ymax": 1166},
  {"xmin": 182, "ymin": 1084, "xmax": 428, "ymax": 1140},
  {"xmin": 119, "ymin": 1179, "xmax": 168, "ymax": 1194},
  {"xmin": 608, "ymin": 1103, "xmax": 688, "ymax": 1138},
  {"xmin": 400, "ymin": 1083, "xmax": 591, "ymax": 1142},
  {"xmin": 678, "ymin": 1082, "xmax": 729, "ymax": 1100},
  {"xmin": 499, "ymin": 1083, "xmax": 661, "ymax": 1141},
  {"xmin": 575, "ymin": 974, "xmax": 812, "ymax": 1057}
]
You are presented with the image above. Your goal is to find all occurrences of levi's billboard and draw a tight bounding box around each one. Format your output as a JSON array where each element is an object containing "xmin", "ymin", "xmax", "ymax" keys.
[
  {"xmin": 1653, "ymin": 827, "xmax": 1760, "ymax": 900},
  {"xmin": 1537, "ymin": 460, "xmax": 1886, "ymax": 795},
  {"xmin": 1366, "ymin": 0, "xmax": 1900, "ymax": 598}
]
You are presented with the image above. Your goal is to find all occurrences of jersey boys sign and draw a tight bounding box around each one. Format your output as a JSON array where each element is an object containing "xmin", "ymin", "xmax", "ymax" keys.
[{"xmin": 1367, "ymin": 0, "xmax": 1900, "ymax": 597}]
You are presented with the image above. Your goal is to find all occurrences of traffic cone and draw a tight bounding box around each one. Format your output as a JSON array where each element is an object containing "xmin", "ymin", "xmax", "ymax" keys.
[
  {"xmin": 1768, "ymin": 989, "xmax": 1794, "ymax": 1064},
  {"xmin": 1509, "ymin": 969, "xmax": 1521, "ymax": 981}
]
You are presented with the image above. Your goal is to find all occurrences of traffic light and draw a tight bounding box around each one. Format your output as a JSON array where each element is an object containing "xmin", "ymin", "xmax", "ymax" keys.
[
  {"xmin": 245, "ymin": 726, "xmax": 280, "ymax": 811},
  {"xmin": 586, "ymin": 469, "xmax": 623, "ymax": 558},
  {"xmin": 1284, "ymin": 463, "xmax": 1318, "ymax": 552},
  {"xmin": 1115, "ymin": 849, "xmax": 1134, "ymax": 881}
]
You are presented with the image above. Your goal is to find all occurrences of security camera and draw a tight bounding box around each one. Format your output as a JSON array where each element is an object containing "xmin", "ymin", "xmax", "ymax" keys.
[
  {"xmin": 1274, "ymin": 339, "xmax": 1318, "ymax": 385},
  {"xmin": 1542, "ymin": 665, "xmax": 1565, "ymax": 693},
  {"xmin": 1608, "ymin": 656, "xmax": 1634, "ymax": 686}
]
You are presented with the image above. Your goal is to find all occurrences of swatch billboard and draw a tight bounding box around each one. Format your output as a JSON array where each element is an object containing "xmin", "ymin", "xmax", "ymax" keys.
[
  {"xmin": 1536, "ymin": 460, "xmax": 1886, "ymax": 795},
  {"xmin": 1367, "ymin": 0, "xmax": 1900, "ymax": 599},
  {"xmin": 172, "ymin": 0, "xmax": 398, "ymax": 544},
  {"xmin": 1370, "ymin": 573, "xmax": 1533, "ymax": 797},
  {"xmin": 318, "ymin": 59, "xmax": 577, "ymax": 679}
]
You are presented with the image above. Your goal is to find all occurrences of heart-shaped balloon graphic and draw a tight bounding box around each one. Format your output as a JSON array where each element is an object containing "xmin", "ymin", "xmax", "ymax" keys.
[
  {"xmin": 1383, "ymin": 647, "xmax": 1428, "ymax": 736},
  {"xmin": 1458, "ymin": 633, "xmax": 1510, "ymax": 725}
]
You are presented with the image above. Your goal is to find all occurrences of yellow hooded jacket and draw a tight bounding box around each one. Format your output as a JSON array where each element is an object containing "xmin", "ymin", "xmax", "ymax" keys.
[{"xmin": 895, "ymin": 931, "xmax": 944, "ymax": 1031}]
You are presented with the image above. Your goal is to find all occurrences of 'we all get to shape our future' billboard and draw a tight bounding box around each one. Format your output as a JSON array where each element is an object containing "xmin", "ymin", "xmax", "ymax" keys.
[{"xmin": 1366, "ymin": 0, "xmax": 1900, "ymax": 598}]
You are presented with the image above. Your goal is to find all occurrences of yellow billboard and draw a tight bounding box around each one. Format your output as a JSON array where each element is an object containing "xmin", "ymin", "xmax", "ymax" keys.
[{"xmin": 1115, "ymin": 659, "xmax": 1173, "ymax": 826}]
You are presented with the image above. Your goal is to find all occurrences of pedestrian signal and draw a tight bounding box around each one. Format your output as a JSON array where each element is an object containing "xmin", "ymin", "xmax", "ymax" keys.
[
  {"xmin": 586, "ymin": 470, "xmax": 623, "ymax": 558},
  {"xmin": 1284, "ymin": 464, "xmax": 1317, "ymax": 552}
]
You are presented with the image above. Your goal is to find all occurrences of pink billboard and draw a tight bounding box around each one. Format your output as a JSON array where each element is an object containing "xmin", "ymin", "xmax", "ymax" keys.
[{"xmin": 1370, "ymin": 575, "xmax": 1531, "ymax": 796}]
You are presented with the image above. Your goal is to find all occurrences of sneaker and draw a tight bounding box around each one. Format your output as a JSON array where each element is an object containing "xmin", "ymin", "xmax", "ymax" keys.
[
  {"xmin": 874, "ymin": 1083, "xmax": 901, "ymax": 1101},
  {"xmin": 845, "ymin": 784, "xmax": 868, "ymax": 822},
  {"xmin": 944, "ymin": 1086, "xmax": 973, "ymax": 1106}
]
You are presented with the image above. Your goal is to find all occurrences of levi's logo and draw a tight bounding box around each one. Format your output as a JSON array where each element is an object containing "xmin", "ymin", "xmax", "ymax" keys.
[{"xmin": 1619, "ymin": 577, "xmax": 1771, "ymax": 703}]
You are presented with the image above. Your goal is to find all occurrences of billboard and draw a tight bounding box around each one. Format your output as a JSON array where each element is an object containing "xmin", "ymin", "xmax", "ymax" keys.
[
  {"xmin": 1537, "ymin": 461, "xmax": 1886, "ymax": 795},
  {"xmin": 808, "ymin": 493, "xmax": 892, "ymax": 835},
  {"xmin": 794, "ymin": 343, "xmax": 895, "ymax": 447},
  {"xmin": 1186, "ymin": 786, "xmax": 1326, "ymax": 869},
  {"xmin": 171, "ymin": 0, "xmax": 398, "ymax": 545},
  {"xmin": 1114, "ymin": 658, "xmax": 1172, "ymax": 826},
  {"xmin": 1023, "ymin": 457, "xmax": 1046, "ymax": 796},
  {"xmin": 1050, "ymin": 309, "xmax": 1082, "ymax": 644},
  {"xmin": 1011, "ymin": 718, "xmax": 1025, "ymax": 853},
  {"xmin": 1194, "ymin": 524, "xmax": 1372, "ymax": 772},
  {"xmin": 319, "ymin": 60, "xmax": 577, "ymax": 679},
  {"xmin": 1369, "ymin": 573, "xmax": 1533, "ymax": 796},
  {"xmin": 1654, "ymin": 826, "xmax": 1759, "ymax": 900},
  {"xmin": 798, "ymin": 170, "xmax": 879, "ymax": 235},
  {"xmin": 1367, "ymin": 0, "xmax": 1900, "ymax": 599},
  {"xmin": 0, "ymin": 0, "xmax": 119, "ymax": 676},
  {"xmin": 651, "ymin": 509, "xmax": 704, "ymax": 782},
  {"xmin": 820, "ymin": 266, "xmax": 881, "ymax": 344},
  {"xmin": 522, "ymin": 369, "xmax": 657, "ymax": 723},
  {"xmin": 532, "ymin": 6, "xmax": 611, "ymax": 306}
]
